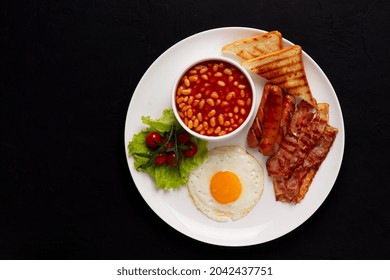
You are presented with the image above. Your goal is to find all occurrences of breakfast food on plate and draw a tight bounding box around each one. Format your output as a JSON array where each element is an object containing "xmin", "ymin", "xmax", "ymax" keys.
[
  {"xmin": 250, "ymin": 90, "xmax": 338, "ymax": 203},
  {"xmin": 128, "ymin": 108, "xmax": 208, "ymax": 190},
  {"xmin": 174, "ymin": 59, "xmax": 253, "ymax": 137},
  {"xmin": 247, "ymin": 83, "xmax": 296, "ymax": 155},
  {"xmin": 188, "ymin": 146, "xmax": 264, "ymax": 222},
  {"xmin": 221, "ymin": 31, "xmax": 283, "ymax": 60},
  {"xmin": 221, "ymin": 31, "xmax": 338, "ymax": 203},
  {"xmin": 128, "ymin": 30, "xmax": 338, "ymax": 211},
  {"xmin": 241, "ymin": 45, "xmax": 317, "ymax": 107},
  {"xmin": 252, "ymin": 93, "xmax": 338, "ymax": 203},
  {"xmin": 257, "ymin": 84, "xmax": 284, "ymax": 156},
  {"xmin": 289, "ymin": 125, "xmax": 338, "ymax": 203},
  {"xmin": 246, "ymin": 83, "xmax": 338, "ymax": 203},
  {"xmin": 267, "ymin": 102, "xmax": 329, "ymax": 178},
  {"xmin": 278, "ymin": 93, "xmax": 296, "ymax": 144}
]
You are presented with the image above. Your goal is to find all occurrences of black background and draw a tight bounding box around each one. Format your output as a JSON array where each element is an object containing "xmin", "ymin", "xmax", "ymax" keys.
[{"xmin": 2, "ymin": 0, "xmax": 389, "ymax": 259}]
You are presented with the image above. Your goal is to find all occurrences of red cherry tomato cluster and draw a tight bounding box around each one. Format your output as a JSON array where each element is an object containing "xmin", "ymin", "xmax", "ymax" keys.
[{"xmin": 145, "ymin": 130, "xmax": 198, "ymax": 167}]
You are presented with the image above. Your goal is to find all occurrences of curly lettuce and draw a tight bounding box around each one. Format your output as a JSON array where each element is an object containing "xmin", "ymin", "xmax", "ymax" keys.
[{"xmin": 128, "ymin": 108, "xmax": 208, "ymax": 190}]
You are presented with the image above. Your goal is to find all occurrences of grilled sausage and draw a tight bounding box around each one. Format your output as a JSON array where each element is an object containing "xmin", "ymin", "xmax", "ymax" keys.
[
  {"xmin": 280, "ymin": 93, "xmax": 296, "ymax": 133},
  {"xmin": 275, "ymin": 93, "xmax": 296, "ymax": 148},
  {"xmin": 259, "ymin": 85, "xmax": 283, "ymax": 156},
  {"xmin": 246, "ymin": 83, "xmax": 271, "ymax": 148},
  {"xmin": 246, "ymin": 128, "xmax": 259, "ymax": 148}
]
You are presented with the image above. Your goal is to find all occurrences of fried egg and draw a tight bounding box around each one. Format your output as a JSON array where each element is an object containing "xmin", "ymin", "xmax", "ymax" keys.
[{"xmin": 188, "ymin": 146, "xmax": 264, "ymax": 222}]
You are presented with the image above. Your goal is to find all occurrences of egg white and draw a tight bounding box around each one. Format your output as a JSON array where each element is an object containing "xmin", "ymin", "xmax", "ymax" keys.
[{"xmin": 187, "ymin": 146, "xmax": 264, "ymax": 222}]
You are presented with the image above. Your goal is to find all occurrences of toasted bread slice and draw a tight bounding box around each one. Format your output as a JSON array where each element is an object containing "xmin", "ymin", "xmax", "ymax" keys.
[
  {"xmin": 222, "ymin": 31, "xmax": 283, "ymax": 60},
  {"xmin": 242, "ymin": 45, "xmax": 317, "ymax": 106}
]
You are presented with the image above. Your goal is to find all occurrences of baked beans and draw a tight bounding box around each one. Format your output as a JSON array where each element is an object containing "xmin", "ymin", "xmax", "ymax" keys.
[{"xmin": 175, "ymin": 60, "xmax": 252, "ymax": 137}]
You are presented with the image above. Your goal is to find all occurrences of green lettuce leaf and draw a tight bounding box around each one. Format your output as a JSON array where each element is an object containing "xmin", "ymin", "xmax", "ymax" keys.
[
  {"xmin": 141, "ymin": 108, "xmax": 180, "ymax": 133},
  {"xmin": 128, "ymin": 108, "xmax": 208, "ymax": 190}
]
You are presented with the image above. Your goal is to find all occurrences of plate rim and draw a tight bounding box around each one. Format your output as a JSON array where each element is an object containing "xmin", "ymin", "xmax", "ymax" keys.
[{"xmin": 124, "ymin": 26, "xmax": 345, "ymax": 247}]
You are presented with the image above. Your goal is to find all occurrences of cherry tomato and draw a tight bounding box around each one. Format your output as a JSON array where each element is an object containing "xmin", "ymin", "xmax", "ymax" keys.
[
  {"xmin": 166, "ymin": 152, "xmax": 177, "ymax": 167},
  {"xmin": 154, "ymin": 152, "xmax": 166, "ymax": 165},
  {"xmin": 177, "ymin": 132, "xmax": 191, "ymax": 144},
  {"xmin": 182, "ymin": 141, "xmax": 197, "ymax": 157},
  {"xmin": 145, "ymin": 132, "xmax": 161, "ymax": 149}
]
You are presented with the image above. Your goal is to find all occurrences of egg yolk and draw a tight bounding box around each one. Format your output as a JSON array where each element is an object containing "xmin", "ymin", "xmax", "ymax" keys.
[{"xmin": 210, "ymin": 171, "xmax": 242, "ymax": 204}]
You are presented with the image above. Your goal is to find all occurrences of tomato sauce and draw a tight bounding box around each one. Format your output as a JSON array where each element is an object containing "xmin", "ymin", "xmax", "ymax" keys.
[{"xmin": 175, "ymin": 60, "xmax": 253, "ymax": 137}]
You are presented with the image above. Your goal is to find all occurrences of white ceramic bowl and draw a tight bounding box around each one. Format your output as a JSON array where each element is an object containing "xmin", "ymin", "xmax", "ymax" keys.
[{"xmin": 172, "ymin": 56, "xmax": 256, "ymax": 142}]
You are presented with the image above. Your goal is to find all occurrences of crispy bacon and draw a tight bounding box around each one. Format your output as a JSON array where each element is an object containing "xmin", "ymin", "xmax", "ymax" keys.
[
  {"xmin": 247, "ymin": 81, "xmax": 338, "ymax": 203},
  {"xmin": 267, "ymin": 101, "xmax": 313, "ymax": 177},
  {"xmin": 267, "ymin": 101, "xmax": 337, "ymax": 203},
  {"xmin": 272, "ymin": 124, "xmax": 338, "ymax": 203},
  {"xmin": 292, "ymin": 125, "xmax": 338, "ymax": 202},
  {"xmin": 289, "ymin": 100, "xmax": 315, "ymax": 135},
  {"xmin": 266, "ymin": 102, "xmax": 328, "ymax": 178}
]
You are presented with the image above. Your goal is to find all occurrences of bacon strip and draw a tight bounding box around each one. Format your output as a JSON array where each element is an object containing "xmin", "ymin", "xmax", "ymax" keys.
[
  {"xmin": 267, "ymin": 103, "xmax": 338, "ymax": 203},
  {"xmin": 289, "ymin": 100, "xmax": 315, "ymax": 136},
  {"xmin": 291, "ymin": 125, "xmax": 338, "ymax": 203},
  {"xmin": 288, "ymin": 103, "xmax": 329, "ymax": 171},
  {"xmin": 273, "ymin": 124, "xmax": 338, "ymax": 203},
  {"xmin": 247, "ymin": 82, "xmax": 338, "ymax": 204},
  {"xmin": 266, "ymin": 101, "xmax": 317, "ymax": 177}
]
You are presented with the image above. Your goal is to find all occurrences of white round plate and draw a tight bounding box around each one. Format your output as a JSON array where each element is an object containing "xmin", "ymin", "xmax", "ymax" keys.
[{"xmin": 124, "ymin": 27, "xmax": 345, "ymax": 246}]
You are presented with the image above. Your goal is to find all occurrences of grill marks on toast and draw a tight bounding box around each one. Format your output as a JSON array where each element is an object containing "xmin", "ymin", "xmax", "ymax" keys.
[
  {"xmin": 222, "ymin": 31, "xmax": 283, "ymax": 60},
  {"xmin": 242, "ymin": 45, "xmax": 316, "ymax": 107},
  {"xmin": 222, "ymin": 32, "xmax": 338, "ymax": 203}
]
